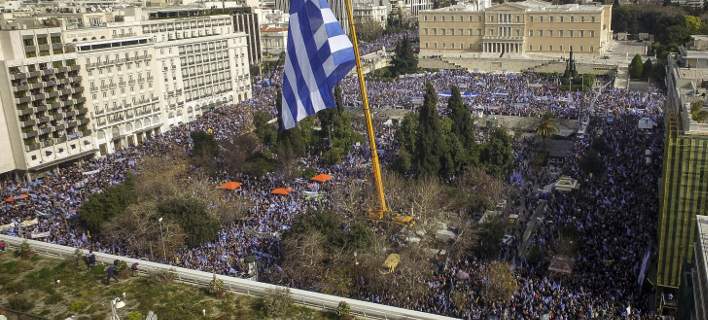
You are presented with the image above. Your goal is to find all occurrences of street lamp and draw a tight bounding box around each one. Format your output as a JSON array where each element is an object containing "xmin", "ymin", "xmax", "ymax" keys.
[
  {"xmin": 110, "ymin": 297, "xmax": 125, "ymax": 320},
  {"xmin": 158, "ymin": 217, "xmax": 166, "ymax": 262}
]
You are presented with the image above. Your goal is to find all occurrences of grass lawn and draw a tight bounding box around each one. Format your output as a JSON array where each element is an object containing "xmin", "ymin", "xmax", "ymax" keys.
[{"xmin": 0, "ymin": 250, "xmax": 338, "ymax": 320}]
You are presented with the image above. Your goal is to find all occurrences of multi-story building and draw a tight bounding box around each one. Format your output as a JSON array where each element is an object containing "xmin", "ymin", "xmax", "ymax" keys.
[
  {"xmin": 66, "ymin": 33, "xmax": 161, "ymax": 155},
  {"xmin": 657, "ymin": 48, "xmax": 708, "ymax": 311},
  {"xmin": 353, "ymin": 4, "xmax": 388, "ymax": 29},
  {"xmin": 0, "ymin": 27, "xmax": 93, "ymax": 178},
  {"xmin": 404, "ymin": 0, "xmax": 432, "ymax": 16},
  {"xmin": 146, "ymin": 6, "xmax": 262, "ymax": 67},
  {"xmin": 275, "ymin": 0, "xmax": 350, "ymax": 34},
  {"xmin": 418, "ymin": 0, "xmax": 613, "ymax": 57},
  {"xmin": 260, "ymin": 24, "xmax": 287, "ymax": 59},
  {"xmin": 679, "ymin": 215, "xmax": 708, "ymax": 320},
  {"xmin": 672, "ymin": 0, "xmax": 704, "ymax": 10},
  {"xmin": 0, "ymin": 10, "xmax": 253, "ymax": 177}
]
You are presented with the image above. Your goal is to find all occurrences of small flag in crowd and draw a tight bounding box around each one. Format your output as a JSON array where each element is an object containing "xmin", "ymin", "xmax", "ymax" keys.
[{"xmin": 280, "ymin": 0, "xmax": 355, "ymax": 129}]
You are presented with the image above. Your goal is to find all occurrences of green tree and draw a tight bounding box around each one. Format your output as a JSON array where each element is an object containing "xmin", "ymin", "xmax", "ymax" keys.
[
  {"xmin": 317, "ymin": 86, "xmax": 360, "ymax": 164},
  {"xmin": 535, "ymin": 112, "xmax": 559, "ymax": 143},
  {"xmin": 480, "ymin": 128, "xmax": 513, "ymax": 178},
  {"xmin": 393, "ymin": 112, "xmax": 419, "ymax": 173},
  {"xmin": 414, "ymin": 82, "xmax": 444, "ymax": 177},
  {"xmin": 391, "ymin": 37, "xmax": 417, "ymax": 76},
  {"xmin": 643, "ymin": 59, "xmax": 654, "ymax": 80},
  {"xmin": 685, "ymin": 15, "xmax": 702, "ymax": 34},
  {"xmin": 448, "ymin": 86, "xmax": 476, "ymax": 149},
  {"xmin": 254, "ymin": 111, "xmax": 278, "ymax": 147},
  {"xmin": 157, "ymin": 197, "xmax": 220, "ymax": 247},
  {"xmin": 79, "ymin": 176, "xmax": 137, "ymax": 234},
  {"xmin": 629, "ymin": 54, "xmax": 644, "ymax": 80}
]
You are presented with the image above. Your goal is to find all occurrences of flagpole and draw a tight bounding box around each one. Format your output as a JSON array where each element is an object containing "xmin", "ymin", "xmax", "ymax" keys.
[{"xmin": 342, "ymin": 0, "xmax": 388, "ymax": 217}]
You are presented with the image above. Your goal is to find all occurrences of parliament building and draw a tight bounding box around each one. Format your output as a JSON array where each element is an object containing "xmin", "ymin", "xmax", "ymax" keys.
[{"xmin": 418, "ymin": 0, "xmax": 613, "ymax": 57}]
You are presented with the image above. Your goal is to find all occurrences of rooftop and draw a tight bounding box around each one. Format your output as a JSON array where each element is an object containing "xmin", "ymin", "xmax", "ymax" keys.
[
  {"xmin": 428, "ymin": 0, "xmax": 605, "ymax": 13},
  {"xmin": 697, "ymin": 216, "xmax": 708, "ymax": 277}
]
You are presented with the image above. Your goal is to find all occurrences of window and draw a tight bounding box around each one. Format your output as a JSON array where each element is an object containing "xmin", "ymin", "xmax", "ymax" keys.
[
  {"xmin": 590, "ymin": 46, "xmax": 594, "ymax": 52},
  {"xmin": 530, "ymin": 16, "xmax": 534, "ymax": 22},
  {"xmin": 549, "ymin": 45, "xmax": 552, "ymax": 51},
  {"xmin": 580, "ymin": 30, "xmax": 584, "ymax": 37},
  {"xmin": 591, "ymin": 16, "xmax": 596, "ymax": 23},
  {"xmin": 549, "ymin": 16, "xmax": 553, "ymax": 22},
  {"xmin": 560, "ymin": 16, "xmax": 564, "ymax": 22},
  {"xmin": 559, "ymin": 30, "xmax": 564, "ymax": 37},
  {"xmin": 570, "ymin": 30, "xmax": 574, "ymax": 37},
  {"xmin": 570, "ymin": 16, "xmax": 574, "ymax": 22},
  {"xmin": 516, "ymin": 16, "xmax": 520, "ymax": 22},
  {"xmin": 529, "ymin": 30, "xmax": 533, "ymax": 37}
]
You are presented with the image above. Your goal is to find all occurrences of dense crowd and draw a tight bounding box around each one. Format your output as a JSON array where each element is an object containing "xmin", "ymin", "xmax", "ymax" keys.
[{"xmin": 1, "ymin": 34, "xmax": 665, "ymax": 318}]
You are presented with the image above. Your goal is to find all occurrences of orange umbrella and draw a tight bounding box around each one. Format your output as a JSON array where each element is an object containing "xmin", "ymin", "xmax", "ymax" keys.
[
  {"xmin": 217, "ymin": 181, "xmax": 241, "ymax": 191},
  {"xmin": 271, "ymin": 187, "xmax": 291, "ymax": 196},
  {"xmin": 311, "ymin": 173, "xmax": 333, "ymax": 183},
  {"xmin": 4, "ymin": 196, "xmax": 14, "ymax": 204}
]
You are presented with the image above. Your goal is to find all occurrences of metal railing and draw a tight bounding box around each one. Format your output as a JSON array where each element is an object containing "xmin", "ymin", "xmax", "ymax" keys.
[{"xmin": 0, "ymin": 234, "xmax": 458, "ymax": 320}]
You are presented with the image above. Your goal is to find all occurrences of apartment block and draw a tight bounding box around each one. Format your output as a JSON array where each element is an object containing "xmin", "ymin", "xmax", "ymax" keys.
[
  {"xmin": 657, "ymin": 51, "xmax": 708, "ymax": 304},
  {"xmin": 0, "ymin": 10, "xmax": 252, "ymax": 176},
  {"xmin": 353, "ymin": 4, "xmax": 388, "ymax": 29},
  {"xmin": 0, "ymin": 28, "xmax": 93, "ymax": 177},
  {"xmin": 418, "ymin": 0, "xmax": 612, "ymax": 57}
]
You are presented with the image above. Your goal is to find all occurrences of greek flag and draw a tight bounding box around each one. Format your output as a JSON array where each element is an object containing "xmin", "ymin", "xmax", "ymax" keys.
[{"xmin": 280, "ymin": 0, "xmax": 355, "ymax": 129}]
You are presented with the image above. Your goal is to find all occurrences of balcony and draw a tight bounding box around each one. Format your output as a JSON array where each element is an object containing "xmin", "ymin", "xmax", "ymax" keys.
[
  {"xmin": 47, "ymin": 90, "xmax": 59, "ymax": 98},
  {"xmin": 25, "ymin": 143, "xmax": 40, "ymax": 152},
  {"xmin": 17, "ymin": 107, "xmax": 33, "ymax": 116},
  {"xmin": 22, "ymin": 131, "xmax": 37, "ymax": 139},
  {"xmin": 67, "ymin": 120, "xmax": 78, "ymax": 127},
  {"xmin": 55, "ymin": 136, "xmax": 67, "ymax": 144},
  {"xmin": 40, "ymin": 140, "xmax": 53, "ymax": 148},
  {"xmin": 65, "ymin": 110, "xmax": 77, "ymax": 118},
  {"xmin": 28, "ymin": 71, "xmax": 42, "ymax": 78},
  {"xmin": 50, "ymin": 101, "xmax": 62, "ymax": 109},
  {"xmin": 21, "ymin": 119, "xmax": 36, "ymax": 127},
  {"xmin": 32, "ymin": 93, "xmax": 48, "ymax": 101},
  {"xmin": 52, "ymin": 113, "xmax": 63, "ymax": 121},
  {"xmin": 37, "ymin": 116, "xmax": 50, "ymax": 124},
  {"xmin": 77, "ymin": 107, "xmax": 88, "ymax": 114},
  {"xmin": 11, "ymin": 73, "xmax": 27, "ymax": 80},
  {"xmin": 38, "ymin": 44, "xmax": 50, "ymax": 52},
  {"xmin": 42, "ymin": 69, "xmax": 55, "ymax": 76},
  {"xmin": 15, "ymin": 84, "xmax": 30, "ymax": 92},
  {"xmin": 15, "ymin": 96, "xmax": 31, "ymax": 104},
  {"xmin": 55, "ymin": 124, "xmax": 66, "ymax": 131}
]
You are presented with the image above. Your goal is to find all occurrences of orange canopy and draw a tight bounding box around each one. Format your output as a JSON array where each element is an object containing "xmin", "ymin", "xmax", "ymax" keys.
[
  {"xmin": 4, "ymin": 196, "xmax": 14, "ymax": 204},
  {"xmin": 271, "ymin": 187, "xmax": 292, "ymax": 196},
  {"xmin": 217, "ymin": 181, "xmax": 242, "ymax": 191},
  {"xmin": 311, "ymin": 173, "xmax": 333, "ymax": 183}
]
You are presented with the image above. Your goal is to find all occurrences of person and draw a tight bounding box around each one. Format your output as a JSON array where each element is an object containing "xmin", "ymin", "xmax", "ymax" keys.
[
  {"xmin": 130, "ymin": 262, "xmax": 139, "ymax": 276},
  {"xmin": 0, "ymin": 240, "xmax": 5, "ymax": 253},
  {"xmin": 85, "ymin": 250, "xmax": 96, "ymax": 268},
  {"xmin": 105, "ymin": 264, "xmax": 119, "ymax": 284}
]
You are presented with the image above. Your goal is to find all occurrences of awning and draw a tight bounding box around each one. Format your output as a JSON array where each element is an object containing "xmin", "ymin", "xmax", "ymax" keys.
[
  {"xmin": 311, "ymin": 173, "xmax": 333, "ymax": 183},
  {"xmin": 271, "ymin": 187, "xmax": 292, "ymax": 196},
  {"xmin": 217, "ymin": 181, "xmax": 241, "ymax": 191}
]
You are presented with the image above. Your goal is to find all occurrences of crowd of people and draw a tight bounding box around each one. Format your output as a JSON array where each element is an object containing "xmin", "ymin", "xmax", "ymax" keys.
[{"xmin": 1, "ymin": 35, "xmax": 667, "ymax": 318}]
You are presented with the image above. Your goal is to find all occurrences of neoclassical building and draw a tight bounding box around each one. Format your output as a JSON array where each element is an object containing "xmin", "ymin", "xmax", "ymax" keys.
[{"xmin": 418, "ymin": 0, "xmax": 613, "ymax": 57}]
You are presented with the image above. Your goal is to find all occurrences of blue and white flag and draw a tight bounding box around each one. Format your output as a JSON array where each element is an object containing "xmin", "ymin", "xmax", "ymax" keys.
[{"xmin": 280, "ymin": 0, "xmax": 355, "ymax": 129}]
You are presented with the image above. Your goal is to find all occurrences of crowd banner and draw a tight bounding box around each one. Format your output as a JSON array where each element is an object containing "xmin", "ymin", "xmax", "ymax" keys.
[{"xmin": 0, "ymin": 234, "xmax": 459, "ymax": 320}]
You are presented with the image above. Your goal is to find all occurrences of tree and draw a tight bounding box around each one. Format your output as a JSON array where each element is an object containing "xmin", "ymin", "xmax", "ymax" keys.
[
  {"xmin": 78, "ymin": 175, "xmax": 137, "ymax": 234},
  {"xmin": 157, "ymin": 197, "xmax": 220, "ymax": 248},
  {"xmin": 356, "ymin": 20, "xmax": 385, "ymax": 42},
  {"xmin": 254, "ymin": 111, "xmax": 278, "ymax": 147},
  {"xmin": 629, "ymin": 54, "xmax": 644, "ymax": 80},
  {"xmin": 535, "ymin": 112, "xmax": 559, "ymax": 143},
  {"xmin": 480, "ymin": 128, "xmax": 513, "ymax": 178},
  {"xmin": 393, "ymin": 113, "xmax": 418, "ymax": 173},
  {"xmin": 414, "ymin": 82, "xmax": 444, "ymax": 177},
  {"xmin": 390, "ymin": 37, "xmax": 417, "ymax": 76},
  {"xmin": 261, "ymin": 288, "xmax": 293, "ymax": 318},
  {"xmin": 317, "ymin": 86, "xmax": 360, "ymax": 164},
  {"xmin": 481, "ymin": 261, "xmax": 518, "ymax": 304},
  {"xmin": 685, "ymin": 15, "xmax": 702, "ymax": 34},
  {"xmin": 447, "ymin": 86, "xmax": 479, "ymax": 174},
  {"xmin": 643, "ymin": 59, "xmax": 654, "ymax": 80},
  {"xmin": 690, "ymin": 101, "xmax": 708, "ymax": 122}
]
